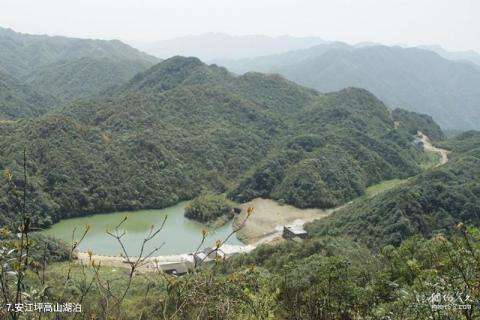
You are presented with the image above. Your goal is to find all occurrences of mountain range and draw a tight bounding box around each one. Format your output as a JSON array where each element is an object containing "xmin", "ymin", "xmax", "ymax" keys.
[
  {"xmin": 0, "ymin": 56, "xmax": 436, "ymax": 228},
  {"xmin": 133, "ymin": 33, "xmax": 326, "ymax": 61},
  {"xmin": 215, "ymin": 43, "xmax": 480, "ymax": 131},
  {"xmin": 420, "ymin": 45, "xmax": 480, "ymax": 67},
  {"xmin": 134, "ymin": 33, "xmax": 480, "ymax": 67},
  {"xmin": 3, "ymin": 27, "xmax": 479, "ymax": 133}
]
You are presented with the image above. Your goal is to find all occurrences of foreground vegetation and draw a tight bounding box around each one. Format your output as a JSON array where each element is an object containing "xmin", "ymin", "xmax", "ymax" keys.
[{"xmin": 1, "ymin": 218, "xmax": 479, "ymax": 319}]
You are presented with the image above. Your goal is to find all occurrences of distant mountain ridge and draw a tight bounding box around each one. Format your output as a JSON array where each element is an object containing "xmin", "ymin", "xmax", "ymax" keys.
[
  {"xmin": 0, "ymin": 27, "xmax": 160, "ymax": 102},
  {"xmin": 135, "ymin": 33, "xmax": 326, "ymax": 60},
  {"xmin": 419, "ymin": 45, "xmax": 480, "ymax": 67},
  {"xmin": 215, "ymin": 43, "xmax": 480, "ymax": 131},
  {"xmin": 212, "ymin": 42, "xmax": 353, "ymax": 74}
]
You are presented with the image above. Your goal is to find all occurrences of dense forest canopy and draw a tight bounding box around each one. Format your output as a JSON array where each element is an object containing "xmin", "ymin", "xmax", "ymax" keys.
[
  {"xmin": 0, "ymin": 71, "xmax": 57, "ymax": 119},
  {"xmin": 307, "ymin": 131, "xmax": 480, "ymax": 248},
  {"xmin": 391, "ymin": 108, "xmax": 445, "ymax": 142}
]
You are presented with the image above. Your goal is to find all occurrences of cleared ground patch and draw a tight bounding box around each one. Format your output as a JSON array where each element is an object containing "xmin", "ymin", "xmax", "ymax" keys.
[
  {"xmin": 234, "ymin": 198, "xmax": 333, "ymax": 244},
  {"xmin": 365, "ymin": 179, "xmax": 406, "ymax": 198},
  {"xmin": 419, "ymin": 151, "xmax": 441, "ymax": 170}
]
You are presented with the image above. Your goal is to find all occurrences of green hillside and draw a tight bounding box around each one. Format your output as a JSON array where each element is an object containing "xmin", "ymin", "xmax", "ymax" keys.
[
  {"xmin": 0, "ymin": 71, "xmax": 57, "ymax": 119},
  {"xmin": 229, "ymin": 88, "xmax": 423, "ymax": 208},
  {"xmin": 23, "ymin": 57, "xmax": 156, "ymax": 101},
  {"xmin": 392, "ymin": 108, "xmax": 445, "ymax": 141},
  {"xmin": 0, "ymin": 57, "xmax": 432, "ymax": 228},
  {"xmin": 0, "ymin": 27, "xmax": 159, "ymax": 101},
  {"xmin": 307, "ymin": 131, "xmax": 480, "ymax": 248}
]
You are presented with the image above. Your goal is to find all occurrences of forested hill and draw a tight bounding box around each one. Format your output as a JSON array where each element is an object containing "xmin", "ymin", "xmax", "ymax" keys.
[
  {"xmin": 0, "ymin": 57, "xmax": 435, "ymax": 227},
  {"xmin": 216, "ymin": 44, "xmax": 480, "ymax": 131},
  {"xmin": 0, "ymin": 71, "xmax": 57, "ymax": 119},
  {"xmin": 391, "ymin": 108, "xmax": 445, "ymax": 142},
  {"xmin": 308, "ymin": 131, "xmax": 480, "ymax": 248},
  {"xmin": 22, "ymin": 57, "xmax": 155, "ymax": 102},
  {"xmin": 0, "ymin": 27, "xmax": 159, "ymax": 102}
]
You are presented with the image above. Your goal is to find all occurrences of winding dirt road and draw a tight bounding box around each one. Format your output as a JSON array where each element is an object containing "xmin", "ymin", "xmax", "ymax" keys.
[{"xmin": 417, "ymin": 131, "xmax": 449, "ymax": 166}]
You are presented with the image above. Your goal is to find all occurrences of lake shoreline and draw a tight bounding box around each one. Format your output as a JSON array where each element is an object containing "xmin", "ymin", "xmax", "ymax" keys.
[
  {"xmin": 68, "ymin": 196, "xmax": 364, "ymax": 272},
  {"xmin": 41, "ymin": 201, "xmax": 244, "ymax": 257},
  {"xmin": 75, "ymin": 243, "xmax": 257, "ymax": 272}
]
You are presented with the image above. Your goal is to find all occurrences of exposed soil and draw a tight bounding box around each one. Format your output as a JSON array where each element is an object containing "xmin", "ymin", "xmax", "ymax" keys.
[
  {"xmin": 234, "ymin": 198, "xmax": 333, "ymax": 244},
  {"xmin": 417, "ymin": 131, "xmax": 449, "ymax": 165}
]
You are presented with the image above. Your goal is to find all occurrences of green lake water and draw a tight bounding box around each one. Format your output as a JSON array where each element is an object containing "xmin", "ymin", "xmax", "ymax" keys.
[{"xmin": 41, "ymin": 202, "xmax": 243, "ymax": 256}]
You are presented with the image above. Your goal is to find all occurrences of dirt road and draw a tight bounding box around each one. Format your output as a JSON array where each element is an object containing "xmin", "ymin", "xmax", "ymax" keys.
[{"xmin": 417, "ymin": 131, "xmax": 449, "ymax": 166}]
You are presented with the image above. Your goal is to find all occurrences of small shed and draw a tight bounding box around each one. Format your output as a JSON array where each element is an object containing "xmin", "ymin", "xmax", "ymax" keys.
[
  {"xmin": 159, "ymin": 262, "xmax": 193, "ymax": 276},
  {"xmin": 283, "ymin": 224, "xmax": 308, "ymax": 240},
  {"xmin": 193, "ymin": 248, "xmax": 225, "ymax": 266}
]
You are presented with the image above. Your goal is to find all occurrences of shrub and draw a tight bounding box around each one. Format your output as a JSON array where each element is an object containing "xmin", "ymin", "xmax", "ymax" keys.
[{"xmin": 184, "ymin": 193, "xmax": 234, "ymax": 223}]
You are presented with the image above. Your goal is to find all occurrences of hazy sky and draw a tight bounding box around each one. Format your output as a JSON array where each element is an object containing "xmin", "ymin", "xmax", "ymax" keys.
[{"xmin": 1, "ymin": 0, "xmax": 479, "ymax": 52}]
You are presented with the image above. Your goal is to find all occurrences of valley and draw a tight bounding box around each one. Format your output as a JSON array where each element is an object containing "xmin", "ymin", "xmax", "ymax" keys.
[
  {"xmin": 0, "ymin": 23, "xmax": 479, "ymax": 320},
  {"xmin": 35, "ymin": 129, "xmax": 449, "ymax": 270}
]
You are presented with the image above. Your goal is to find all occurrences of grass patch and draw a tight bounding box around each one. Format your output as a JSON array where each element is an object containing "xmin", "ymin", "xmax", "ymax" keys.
[
  {"xmin": 419, "ymin": 151, "xmax": 441, "ymax": 170},
  {"xmin": 365, "ymin": 179, "xmax": 405, "ymax": 198},
  {"xmin": 363, "ymin": 152, "xmax": 440, "ymax": 200}
]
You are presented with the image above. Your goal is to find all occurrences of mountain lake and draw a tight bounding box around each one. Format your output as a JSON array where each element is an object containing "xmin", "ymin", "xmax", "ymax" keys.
[{"xmin": 41, "ymin": 201, "xmax": 243, "ymax": 256}]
